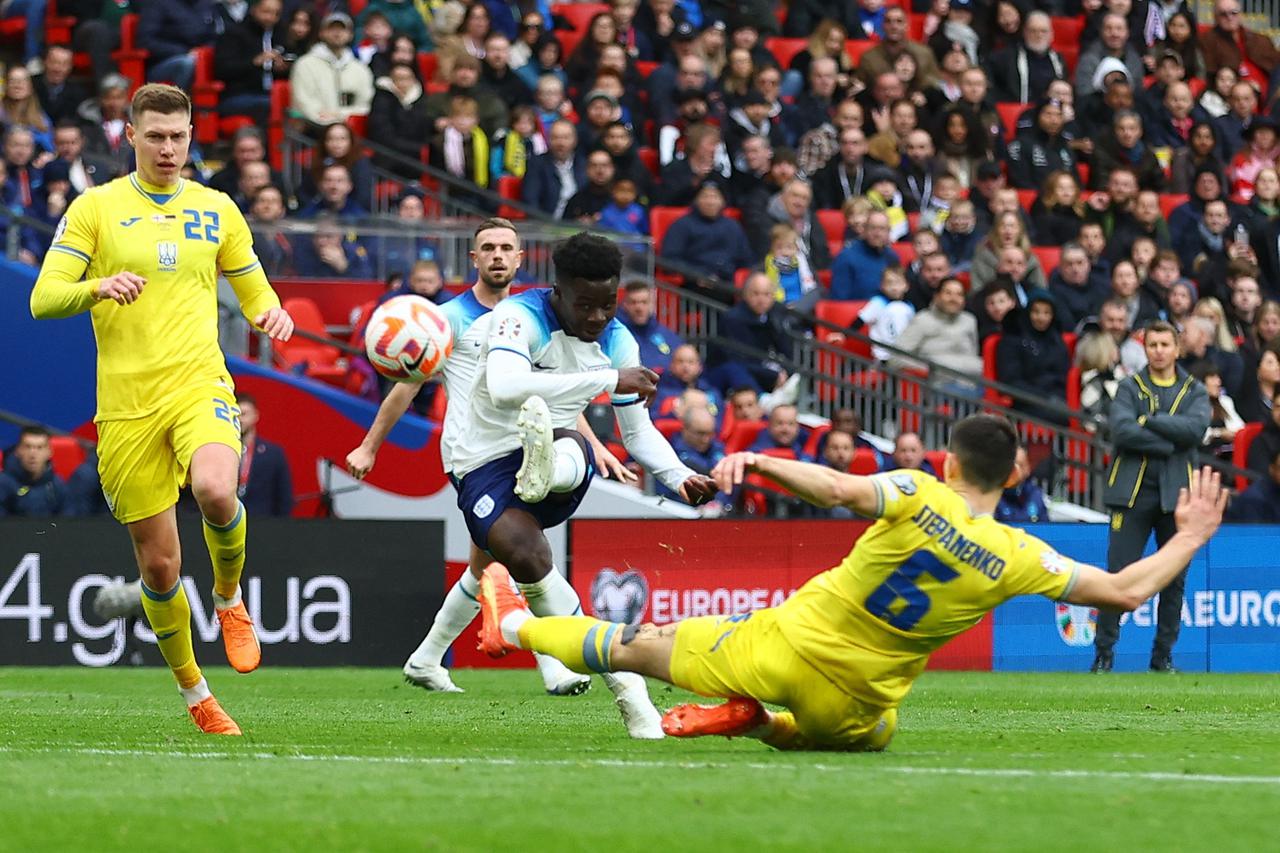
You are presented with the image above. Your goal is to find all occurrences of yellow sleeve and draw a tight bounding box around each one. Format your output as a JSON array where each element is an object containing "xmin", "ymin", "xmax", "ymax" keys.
[
  {"xmin": 30, "ymin": 193, "xmax": 100, "ymax": 319},
  {"xmin": 1001, "ymin": 532, "xmax": 1081, "ymax": 601},
  {"xmin": 863, "ymin": 469, "xmax": 931, "ymax": 522},
  {"xmin": 216, "ymin": 198, "xmax": 280, "ymax": 322}
]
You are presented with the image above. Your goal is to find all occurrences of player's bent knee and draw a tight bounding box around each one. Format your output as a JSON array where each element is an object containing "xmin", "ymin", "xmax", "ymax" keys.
[{"xmin": 138, "ymin": 552, "xmax": 181, "ymax": 590}]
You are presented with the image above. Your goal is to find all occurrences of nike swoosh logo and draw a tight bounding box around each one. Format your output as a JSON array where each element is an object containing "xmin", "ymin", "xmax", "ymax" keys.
[
  {"xmin": 120, "ymin": 217, "xmax": 141, "ymax": 227},
  {"xmin": 155, "ymin": 630, "xmax": 179, "ymax": 640}
]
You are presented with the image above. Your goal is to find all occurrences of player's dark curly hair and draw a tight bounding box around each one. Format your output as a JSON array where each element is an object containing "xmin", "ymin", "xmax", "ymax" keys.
[
  {"xmin": 553, "ymin": 231, "xmax": 623, "ymax": 285},
  {"xmin": 948, "ymin": 415, "xmax": 1018, "ymax": 492}
]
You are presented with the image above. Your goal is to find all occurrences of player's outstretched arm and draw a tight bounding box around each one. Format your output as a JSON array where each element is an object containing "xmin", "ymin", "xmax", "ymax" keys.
[
  {"xmin": 1063, "ymin": 467, "xmax": 1226, "ymax": 611},
  {"xmin": 614, "ymin": 403, "xmax": 713, "ymax": 500},
  {"xmin": 712, "ymin": 452, "xmax": 880, "ymax": 515},
  {"xmin": 576, "ymin": 413, "xmax": 638, "ymax": 483},
  {"xmin": 345, "ymin": 381, "xmax": 423, "ymax": 479}
]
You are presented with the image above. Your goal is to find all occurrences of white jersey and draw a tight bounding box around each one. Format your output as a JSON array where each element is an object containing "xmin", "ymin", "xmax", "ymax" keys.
[
  {"xmin": 436, "ymin": 290, "xmax": 495, "ymax": 474},
  {"xmin": 450, "ymin": 288, "xmax": 641, "ymax": 479}
]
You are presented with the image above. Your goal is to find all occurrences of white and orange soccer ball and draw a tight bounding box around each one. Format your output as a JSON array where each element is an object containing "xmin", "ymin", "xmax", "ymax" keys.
[{"xmin": 364, "ymin": 295, "xmax": 454, "ymax": 382}]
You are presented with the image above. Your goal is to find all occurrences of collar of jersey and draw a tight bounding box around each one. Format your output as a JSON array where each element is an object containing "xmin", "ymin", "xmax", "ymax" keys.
[{"xmin": 130, "ymin": 173, "xmax": 185, "ymax": 206}]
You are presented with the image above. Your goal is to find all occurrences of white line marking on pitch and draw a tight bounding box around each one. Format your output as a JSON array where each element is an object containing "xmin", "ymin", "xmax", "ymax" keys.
[{"xmin": 2, "ymin": 746, "xmax": 1278, "ymax": 787}]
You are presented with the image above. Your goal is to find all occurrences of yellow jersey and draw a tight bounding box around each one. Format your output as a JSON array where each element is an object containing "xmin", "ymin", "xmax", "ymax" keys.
[
  {"xmin": 774, "ymin": 469, "xmax": 1081, "ymax": 708},
  {"xmin": 30, "ymin": 173, "xmax": 280, "ymax": 421}
]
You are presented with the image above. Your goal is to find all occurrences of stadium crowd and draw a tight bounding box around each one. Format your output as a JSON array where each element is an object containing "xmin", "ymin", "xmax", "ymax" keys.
[{"xmin": 3, "ymin": 0, "xmax": 1280, "ymax": 519}]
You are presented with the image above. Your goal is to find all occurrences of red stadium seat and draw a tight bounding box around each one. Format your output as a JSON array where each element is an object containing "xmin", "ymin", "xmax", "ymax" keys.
[
  {"xmin": 349, "ymin": 0, "xmax": 367, "ymax": 14},
  {"xmin": 1159, "ymin": 193, "xmax": 1189, "ymax": 219},
  {"xmin": 552, "ymin": 2, "xmax": 609, "ymax": 33},
  {"xmin": 1233, "ymin": 422, "xmax": 1264, "ymax": 491},
  {"xmin": 1015, "ymin": 188, "xmax": 1037, "ymax": 212},
  {"xmin": 345, "ymin": 113, "xmax": 368, "ymax": 139},
  {"xmin": 1076, "ymin": 162, "xmax": 1090, "ymax": 187},
  {"xmin": 924, "ymin": 450, "xmax": 947, "ymax": 476},
  {"xmin": 995, "ymin": 102, "xmax": 1023, "ymax": 142},
  {"xmin": 654, "ymin": 419, "xmax": 682, "ymax": 440},
  {"xmin": 764, "ymin": 37, "xmax": 808, "ymax": 69},
  {"xmin": 1062, "ymin": 331, "xmax": 1077, "ymax": 360},
  {"xmin": 724, "ymin": 420, "xmax": 767, "ymax": 453},
  {"xmin": 274, "ymin": 297, "xmax": 349, "ymax": 386},
  {"xmin": 497, "ymin": 175, "xmax": 524, "ymax": 220},
  {"xmin": 1050, "ymin": 15, "xmax": 1084, "ymax": 44},
  {"xmin": 1032, "ymin": 246, "xmax": 1061, "ymax": 274},
  {"xmin": 803, "ymin": 423, "xmax": 831, "ymax": 459},
  {"xmin": 637, "ymin": 147, "xmax": 659, "ymax": 176},
  {"xmin": 816, "ymin": 209, "xmax": 845, "ymax": 258},
  {"xmin": 982, "ymin": 334, "xmax": 1013, "ymax": 407},
  {"xmin": 891, "ymin": 241, "xmax": 915, "ymax": 267},
  {"xmin": 112, "ymin": 14, "xmax": 148, "ymax": 97},
  {"xmin": 635, "ymin": 61, "xmax": 659, "ymax": 79},
  {"xmin": 1059, "ymin": 44, "xmax": 1080, "ymax": 76},
  {"xmin": 418, "ymin": 52, "xmax": 439, "ymax": 84},
  {"xmin": 649, "ymin": 206, "xmax": 688, "ymax": 255},
  {"xmin": 906, "ymin": 14, "xmax": 926, "ymax": 41},
  {"xmin": 269, "ymin": 81, "xmax": 291, "ymax": 171},
  {"xmin": 47, "ymin": 436, "xmax": 86, "ymax": 481},
  {"xmin": 851, "ymin": 448, "xmax": 880, "ymax": 475}
]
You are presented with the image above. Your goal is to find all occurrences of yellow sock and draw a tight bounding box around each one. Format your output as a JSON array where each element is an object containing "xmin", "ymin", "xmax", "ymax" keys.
[
  {"xmin": 203, "ymin": 501, "xmax": 247, "ymax": 600},
  {"xmin": 140, "ymin": 580, "xmax": 202, "ymax": 689},
  {"xmin": 759, "ymin": 711, "xmax": 806, "ymax": 750},
  {"xmin": 518, "ymin": 616, "xmax": 624, "ymax": 674}
]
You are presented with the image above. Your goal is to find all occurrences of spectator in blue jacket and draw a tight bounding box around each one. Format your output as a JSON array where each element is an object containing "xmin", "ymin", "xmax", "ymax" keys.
[
  {"xmin": 705, "ymin": 271, "xmax": 797, "ymax": 397},
  {"xmin": 617, "ymin": 280, "xmax": 683, "ymax": 373},
  {"xmin": 881, "ymin": 431, "xmax": 938, "ymax": 477},
  {"xmin": 829, "ymin": 209, "xmax": 901, "ymax": 300},
  {"xmin": 653, "ymin": 344, "xmax": 724, "ymax": 423},
  {"xmin": 748, "ymin": 403, "xmax": 809, "ymax": 458},
  {"xmin": 1225, "ymin": 446, "xmax": 1280, "ymax": 523},
  {"xmin": 139, "ymin": 0, "xmax": 219, "ymax": 91},
  {"xmin": 296, "ymin": 163, "xmax": 370, "ymax": 219},
  {"xmin": 0, "ymin": 427, "xmax": 68, "ymax": 517},
  {"xmin": 292, "ymin": 217, "xmax": 373, "ymax": 278},
  {"xmin": 658, "ymin": 406, "xmax": 727, "ymax": 503},
  {"xmin": 996, "ymin": 446, "xmax": 1050, "ymax": 523},
  {"xmin": 659, "ymin": 177, "xmax": 754, "ymax": 302},
  {"xmin": 236, "ymin": 394, "xmax": 295, "ymax": 517}
]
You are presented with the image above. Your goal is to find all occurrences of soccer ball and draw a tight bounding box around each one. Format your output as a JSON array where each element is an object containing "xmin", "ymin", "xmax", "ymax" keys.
[{"xmin": 364, "ymin": 295, "xmax": 453, "ymax": 382}]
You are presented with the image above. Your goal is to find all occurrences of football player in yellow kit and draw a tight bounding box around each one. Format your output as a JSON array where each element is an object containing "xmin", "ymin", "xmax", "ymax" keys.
[
  {"xmin": 30, "ymin": 84, "xmax": 294, "ymax": 735},
  {"xmin": 476, "ymin": 415, "xmax": 1228, "ymax": 751}
]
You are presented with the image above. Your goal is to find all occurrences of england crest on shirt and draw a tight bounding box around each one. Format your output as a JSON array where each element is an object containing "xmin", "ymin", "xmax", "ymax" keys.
[{"xmin": 157, "ymin": 241, "xmax": 178, "ymax": 271}]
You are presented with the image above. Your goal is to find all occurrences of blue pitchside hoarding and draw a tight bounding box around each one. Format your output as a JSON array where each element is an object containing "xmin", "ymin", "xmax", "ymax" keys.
[{"xmin": 994, "ymin": 524, "xmax": 1280, "ymax": 673}]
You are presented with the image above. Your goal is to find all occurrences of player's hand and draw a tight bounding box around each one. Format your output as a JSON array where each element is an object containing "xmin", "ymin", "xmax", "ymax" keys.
[
  {"xmin": 95, "ymin": 271, "xmax": 147, "ymax": 305},
  {"xmin": 711, "ymin": 451, "xmax": 759, "ymax": 493},
  {"xmin": 679, "ymin": 474, "xmax": 718, "ymax": 506},
  {"xmin": 345, "ymin": 446, "xmax": 376, "ymax": 480},
  {"xmin": 615, "ymin": 367, "xmax": 659, "ymax": 404},
  {"xmin": 1174, "ymin": 466, "xmax": 1227, "ymax": 544},
  {"xmin": 255, "ymin": 306, "xmax": 294, "ymax": 341},
  {"xmin": 594, "ymin": 442, "xmax": 639, "ymax": 484}
]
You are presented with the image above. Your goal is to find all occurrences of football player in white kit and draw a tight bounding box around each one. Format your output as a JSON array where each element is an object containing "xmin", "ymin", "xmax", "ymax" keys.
[
  {"xmin": 345, "ymin": 219, "xmax": 634, "ymax": 702},
  {"xmin": 448, "ymin": 231, "xmax": 718, "ymax": 739}
]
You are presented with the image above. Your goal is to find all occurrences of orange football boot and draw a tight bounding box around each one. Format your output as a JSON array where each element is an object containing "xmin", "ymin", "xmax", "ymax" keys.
[
  {"xmin": 661, "ymin": 697, "xmax": 769, "ymax": 738},
  {"xmin": 477, "ymin": 563, "xmax": 528, "ymax": 658},
  {"xmin": 217, "ymin": 601, "xmax": 261, "ymax": 673},
  {"xmin": 188, "ymin": 695, "xmax": 243, "ymax": 736}
]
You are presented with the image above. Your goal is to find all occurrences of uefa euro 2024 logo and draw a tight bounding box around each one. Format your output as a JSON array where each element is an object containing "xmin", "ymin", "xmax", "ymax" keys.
[
  {"xmin": 1056, "ymin": 602, "xmax": 1099, "ymax": 646},
  {"xmin": 590, "ymin": 568, "xmax": 648, "ymax": 626}
]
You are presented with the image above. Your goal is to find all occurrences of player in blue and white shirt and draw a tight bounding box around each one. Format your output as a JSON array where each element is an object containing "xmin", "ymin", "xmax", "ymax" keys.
[
  {"xmin": 452, "ymin": 232, "xmax": 718, "ymax": 739},
  {"xmin": 345, "ymin": 220, "xmax": 631, "ymax": 698}
]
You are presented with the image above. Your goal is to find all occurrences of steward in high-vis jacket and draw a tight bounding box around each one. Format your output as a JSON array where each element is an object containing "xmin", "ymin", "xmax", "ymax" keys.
[{"xmin": 1093, "ymin": 321, "xmax": 1209, "ymax": 674}]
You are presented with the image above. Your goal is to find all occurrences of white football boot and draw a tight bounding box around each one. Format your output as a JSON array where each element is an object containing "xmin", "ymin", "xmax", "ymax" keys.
[
  {"xmin": 403, "ymin": 661, "xmax": 464, "ymax": 693},
  {"xmin": 514, "ymin": 396, "xmax": 556, "ymax": 503}
]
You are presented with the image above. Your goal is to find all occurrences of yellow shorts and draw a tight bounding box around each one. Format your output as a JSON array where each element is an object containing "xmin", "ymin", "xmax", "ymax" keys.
[
  {"xmin": 97, "ymin": 380, "xmax": 242, "ymax": 524},
  {"xmin": 670, "ymin": 608, "xmax": 896, "ymax": 750}
]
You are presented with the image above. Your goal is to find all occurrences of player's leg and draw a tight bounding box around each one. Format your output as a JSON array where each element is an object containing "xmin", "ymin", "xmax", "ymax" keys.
[
  {"xmin": 402, "ymin": 542, "xmax": 485, "ymax": 693},
  {"xmin": 129, "ymin": 509, "xmax": 240, "ymax": 736},
  {"xmin": 175, "ymin": 387, "xmax": 259, "ymax": 673},
  {"xmin": 1149, "ymin": 508, "xmax": 1185, "ymax": 672},
  {"xmin": 513, "ymin": 396, "xmax": 592, "ymax": 504}
]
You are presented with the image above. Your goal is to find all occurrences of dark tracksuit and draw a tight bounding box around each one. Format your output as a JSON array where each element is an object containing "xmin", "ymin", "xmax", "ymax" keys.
[{"xmin": 1095, "ymin": 366, "xmax": 1209, "ymax": 664}]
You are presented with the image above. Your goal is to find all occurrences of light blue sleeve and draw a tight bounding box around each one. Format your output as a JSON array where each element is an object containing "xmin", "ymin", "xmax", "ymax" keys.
[{"xmin": 602, "ymin": 320, "xmax": 642, "ymax": 406}]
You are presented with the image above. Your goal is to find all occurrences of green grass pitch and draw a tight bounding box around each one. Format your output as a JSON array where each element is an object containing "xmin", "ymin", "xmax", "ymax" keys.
[{"xmin": 3, "ymin": 667, "xmax": 1279, "ymax": 852}]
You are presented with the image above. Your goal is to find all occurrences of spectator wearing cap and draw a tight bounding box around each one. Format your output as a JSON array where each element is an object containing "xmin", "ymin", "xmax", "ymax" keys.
[
  {"xmin": 830, "ymin": 209, "xmax": 901, "ymax": 301},
  {"xmin": 723, "ymin": 89, "xmax": 786, "ymax": 161},
  {"xmin": 578, "ymin": 88, "xmax": 626, "ymax": 152},
  {"xmin": 1228, "ymin": 116, "xmax": 1280, "ymax": 202},
  {"xmin": 521, "ymin": 119, "xmax": 586, "ymax": 218},
  {"xmin": 76, "ymin": 73, "xmax": 133, "ymax": 178},
  {"xmin": 1075, "ymin": 14, "xmax": 1145, "ymax": 98},
  {"xmin": 1201, "ymin": 0, "xmax": 1280, "ymax": 97},
  {"xmin": 214, "ymin": 0, "xmax": 291, "ymax": 127},
  {"xmin": 660, "ymin": 178, "xmax": 754, "ymax": 300},
  {"xmin": 138, "ymin": 0, "xmax": 218, "ymax": 92},
  {"xmin": 646, "ymin": 22, "xmax": 702, "ymax": 121},
  {"xmin": 369, "ymin": 61, "xmax": 432, "ymax": 179},
  {"xmin": 290, "ymin": 13, "xmax": 374, "ymax": 129},
  {"xmin": 987, "ymin": 11, "xmax": 1065, "ymax": 105},
  {"xmin": 1212, "ymin": 80, "xmax": 1259, "ymax": 164},
  {"xmin": 857, "ymin": 6, "xmax": 940, "ymax": 91}
]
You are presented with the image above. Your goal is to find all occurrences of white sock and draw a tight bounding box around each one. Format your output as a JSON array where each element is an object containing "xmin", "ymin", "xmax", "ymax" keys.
[
  {"xmin": 550, "ymin": 437, "xmax": 588, "ymax": 493},
  {"xmin": 179, "ymin": 677, "xmax": 213, "ymax": 706},
  {"xmin": 405, "ymin": 572, "xmax": 482, "ymax": 669},
  {"xmin": 212, "ymin": 587, "xmax": 241, "ymax": 610},
  {"xmin": 603, "ymin": 670, "xmax": 647, "ymax": 696},
  {"xmin": 518, "ymin": 568, "xmax": 583, "ymax": 617},
  {"xmin": 500, "ymin": 609, "xmax": 532, "ymax": 646}
]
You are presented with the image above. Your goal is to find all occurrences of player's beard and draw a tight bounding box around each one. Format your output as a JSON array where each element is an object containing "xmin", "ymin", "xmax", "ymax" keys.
[{"xmin": 478, "ymin": 268, "xmax": 513, "ymax": 290}]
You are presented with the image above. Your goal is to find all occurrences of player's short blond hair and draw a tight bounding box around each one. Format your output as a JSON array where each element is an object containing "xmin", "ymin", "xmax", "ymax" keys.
[{"xmin": 131, "ymin": 84, "xmax": 192, "ymax": 119}]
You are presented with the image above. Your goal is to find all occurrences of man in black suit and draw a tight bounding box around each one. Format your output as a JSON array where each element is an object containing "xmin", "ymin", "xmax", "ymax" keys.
[
  {"xmin": 236, "ymin": 394, "xmax": 294, "ymax": 517},
  {"xmin": 521, "ymin": 119, "xmax": 587, "ymax": 218},
  {"xmin": 1251, "ymin": 217, "xmax": 1280, "ymax": 300},
  {"xmin": 33, "ymin": 44, "xmax": 88, "ymax": 125}
]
